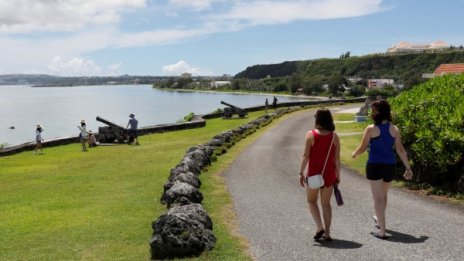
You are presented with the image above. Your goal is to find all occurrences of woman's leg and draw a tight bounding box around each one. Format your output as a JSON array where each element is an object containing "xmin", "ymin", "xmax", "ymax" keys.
[
  {"xmin": 320, "ymin": 186, "xmax": 334, "ymax": 237},
  {"xmin": 307, "ymin": 188, "xmax": 324, "ymax": 232},
  {"xmin": 369, "ymin": 180, "xmax": 387, "ymax": 236}
]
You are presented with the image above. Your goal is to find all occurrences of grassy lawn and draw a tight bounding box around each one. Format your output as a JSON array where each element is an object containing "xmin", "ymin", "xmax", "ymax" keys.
[
  {"xmin": 333, "ymin": 113, "xmax": 368, "ymax": 174},
  {"xmin": 0, "ymin": 108, "xmax": 309, "ymax": 260}
]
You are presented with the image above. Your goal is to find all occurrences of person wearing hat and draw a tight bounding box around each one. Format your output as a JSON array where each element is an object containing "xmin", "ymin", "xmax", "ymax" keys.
[
  {"xmin": 35, "ymin": 124, "xmax": 44, "ymax": 154},
  {"xmin": 126, "ymin": 114, "xmax": 139, "ymax": 145},
  {"xmin": 77, "ymin": 120, "xmax": 88, "ymax": 151},
  {"xmin": 87, "ymin": 130, "xmax": 98, "ymax": 147}
]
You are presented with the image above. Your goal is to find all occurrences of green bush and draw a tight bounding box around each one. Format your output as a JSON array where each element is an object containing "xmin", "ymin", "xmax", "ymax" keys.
[
  {"xmin": 183, "ymin": 112, "xmax": 195, "ymax": 122},
  {"xmin": 390, "ymin": 74, "xmax": 464, "ymax": 192}
]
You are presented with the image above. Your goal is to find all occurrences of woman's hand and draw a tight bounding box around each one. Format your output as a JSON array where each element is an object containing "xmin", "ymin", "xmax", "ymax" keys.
[
  {"xmin": 351, "ymin": 151, "xmax": 357, "ymax": 158},
  {"xmin": 299, "ymin": 174, "xmax": 305, "ymax": 187},
  {"xmin": 403, "ymin": 169, "xmax": 413, "ymax": 180}
]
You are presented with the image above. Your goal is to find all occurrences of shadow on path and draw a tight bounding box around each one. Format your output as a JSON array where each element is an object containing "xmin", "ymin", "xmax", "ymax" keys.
[
  {"xmin": 385, "ymin": 229, "xmax": 429, "ymax": 244},
  {"xmin": 313, "ymin": 239, "xmax": 363, "ymax": 249}
]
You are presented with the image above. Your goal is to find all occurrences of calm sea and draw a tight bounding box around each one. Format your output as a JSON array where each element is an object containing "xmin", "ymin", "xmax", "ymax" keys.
[{"xmin": 0, "ymin": 85, "xmax": 309, "ymax": 147}]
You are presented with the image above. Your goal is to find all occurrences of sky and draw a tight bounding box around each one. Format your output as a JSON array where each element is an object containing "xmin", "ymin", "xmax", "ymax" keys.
[{"xmin": 0, "ymin": 0, "xmax": 463, "ymax": 77}]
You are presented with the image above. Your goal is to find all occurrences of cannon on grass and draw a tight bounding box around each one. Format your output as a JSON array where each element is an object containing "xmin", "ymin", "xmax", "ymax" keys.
[
  {"xmin": 221, "ymin": 101, "xmax": 248, "ymax": 118},
  {"xmin": 96, "ymin": 116, "xmax": 129, "ymax": 143}
]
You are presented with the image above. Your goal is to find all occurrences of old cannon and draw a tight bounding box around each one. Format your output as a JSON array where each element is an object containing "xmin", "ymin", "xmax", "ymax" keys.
[
  {"xmin": 221, "ymin": 100, "xmax": 247, "ymax": 118},
  {"xmin": 96, "ymin": 116, "xmax": 129, "ymax": 143}
]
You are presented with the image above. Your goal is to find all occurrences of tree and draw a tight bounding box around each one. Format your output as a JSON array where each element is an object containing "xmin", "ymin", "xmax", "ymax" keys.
[
  {"xmin": 349, "ymin": 85, "xmax": 366, "ymax": 97},
  {"xmin": 288, "ymin": 74, "xmax": 303, "ymax": 93},
  {"xmin": 328, "ymin": 74, "xmax": 347, "ymax": 96}
]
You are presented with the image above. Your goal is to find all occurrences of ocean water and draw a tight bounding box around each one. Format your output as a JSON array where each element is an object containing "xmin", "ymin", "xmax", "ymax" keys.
[{"xmin": 0, "ymin": 85, "xmax": 308, "ymax": 147}]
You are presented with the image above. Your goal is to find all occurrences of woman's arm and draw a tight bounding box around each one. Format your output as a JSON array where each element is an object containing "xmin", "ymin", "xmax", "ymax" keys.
[
  {"xmin": 334, "ymin": 133, "xmax": 341, "ymax": 183},
  {"xmin": 299, "ymin": 132, "xmax": 313, "ymax": 187},
  {"xmin": 393, "ymin": 125, "xmax": 413, "ymax": 179},
  {"xmin": 393, "ymin": 126, "xmax": 410, "ymax": 168},
  {"xmin": 352, "ymin": 125, "xmax": 372, "ymax": 158}
]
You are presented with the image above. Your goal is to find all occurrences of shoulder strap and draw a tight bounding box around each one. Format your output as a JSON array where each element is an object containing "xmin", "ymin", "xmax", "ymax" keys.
[{"xmin": 321, "ymin": 133, "xmax": 334, "ymax": 177}]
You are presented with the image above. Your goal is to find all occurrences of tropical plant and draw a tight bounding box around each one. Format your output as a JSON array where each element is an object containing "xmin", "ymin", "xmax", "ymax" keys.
[{"xmin": 390, "ymin": 74, "xmax": 464, "ymax": 193}]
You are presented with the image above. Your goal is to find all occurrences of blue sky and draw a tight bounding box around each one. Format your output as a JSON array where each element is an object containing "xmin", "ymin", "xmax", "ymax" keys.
[{"xmin": 0, "ymin": 0, "xmax": 463, "ymax": 76}]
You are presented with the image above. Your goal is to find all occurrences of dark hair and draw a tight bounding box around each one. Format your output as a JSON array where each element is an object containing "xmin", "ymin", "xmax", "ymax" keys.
[
  {"xmin": 315, "ymin": 109, "xmax": 335, "ymax": 131},
  {"xmin": 371, "ymin": 99, "xmax": 392, "ymax": 125}
]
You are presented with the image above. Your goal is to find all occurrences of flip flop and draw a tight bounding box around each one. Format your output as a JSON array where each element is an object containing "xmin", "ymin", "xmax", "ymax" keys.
[
  {"xmin": 313, "ymin": 229, "xmax": 325, "ymax": 240},
  {"xmin": 370, "ymin": 231, "xmax": 388, "ymax": 240}
]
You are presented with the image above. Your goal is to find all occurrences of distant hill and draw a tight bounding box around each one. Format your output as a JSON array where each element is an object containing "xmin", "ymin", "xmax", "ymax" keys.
[
  {"xmin": 0, "ymin": 74, "xmax": 166, "ymax": 86},
  {"xmin": 235, "ymin": 51, "xmax": 464, "ymax": 82}
]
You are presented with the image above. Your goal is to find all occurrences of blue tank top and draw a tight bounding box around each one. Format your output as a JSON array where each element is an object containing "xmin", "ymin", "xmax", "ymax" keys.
[{"xmin": 367, "ymin": 122, "xmax": 396, "ymax": 164}]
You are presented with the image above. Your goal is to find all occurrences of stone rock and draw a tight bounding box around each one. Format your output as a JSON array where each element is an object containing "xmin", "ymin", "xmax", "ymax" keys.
[
  {"xmin": 150, "ymin": 204, "xmax": 216, "ymax": 259},
  {"xmin": 161, "ymin": 181, "xmax": 203, "ymax": 208},
  {"xmin": 185, "ymin": 149, "xmax": 210, "ymax": 169},
  {"xmin": 166, "ymin": 171, "xmax": 201, "ymax": 189},
  {"xmin": 172, "ymin": 157, "xmax": 201, "ymax": 175},
  {"xmin": 205, "ymin": 138, "xmax": 223, "ymax": 147}
]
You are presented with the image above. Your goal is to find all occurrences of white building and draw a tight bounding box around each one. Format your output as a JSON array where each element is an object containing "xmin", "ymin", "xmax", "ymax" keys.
[
  {"xmin": 210, "ymin": 81, "xmax": 231, "ymax": 88},
  {"xmin": 387, "ymin": 41, "xmax": 449, "ymax": 53},
  {"xmin": 181, "ymin": 72, "xmax": 192, "ymax": 79},
  {"xmin": 368, "ymin": 79, "xmax": 394, "ymax": 88}
]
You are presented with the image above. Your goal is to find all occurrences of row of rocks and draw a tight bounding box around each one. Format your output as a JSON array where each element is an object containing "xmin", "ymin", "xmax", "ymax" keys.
[{"xmin": 150, "ymin": 108, "xmax": 297, "ymax": 259}]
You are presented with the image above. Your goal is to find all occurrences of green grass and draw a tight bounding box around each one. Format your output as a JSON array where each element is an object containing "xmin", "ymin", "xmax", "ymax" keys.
[
  {"xmin": 0, "ymin": 109, "xmax": 305, "ymax": 260},
  {"xmin": 333, "ymin": 113, "xmax": 367, "ymax": 174}
]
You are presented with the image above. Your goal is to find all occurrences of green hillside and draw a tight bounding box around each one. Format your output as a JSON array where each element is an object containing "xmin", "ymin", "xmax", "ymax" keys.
[{"xmin": 235, "ymin": 51, "xmax": 464, "ymax": 83}]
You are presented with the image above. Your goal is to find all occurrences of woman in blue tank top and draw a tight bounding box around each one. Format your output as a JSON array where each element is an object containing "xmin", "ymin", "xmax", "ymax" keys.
[{"xmin": 352, "ymin": 99, "xmax": 413, "ymax": 239}]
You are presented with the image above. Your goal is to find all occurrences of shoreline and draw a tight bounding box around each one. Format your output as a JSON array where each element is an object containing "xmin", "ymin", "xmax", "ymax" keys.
[{"xmin": 153, "ymin": 87, "xmax": 329, "ymax": 100}]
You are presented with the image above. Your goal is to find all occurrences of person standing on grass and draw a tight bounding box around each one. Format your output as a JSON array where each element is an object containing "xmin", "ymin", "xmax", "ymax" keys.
[
  {"xmin": 299, "ymin": 109, "xmax": 341, "ymax": 241},
  {"xmin": 352, "ymin": 99, "xmax": 413, "ymax": 240},
  {"xmin": 77, "ymin": 120, "xmax": 88, "ymax": 152},
  {"xmin": 35, "ymin": 124, "xmax": 44, "ymax": 154},
  {"xmin": 126, "ymin": 113, "xmax": 139, "ymax": 145},
  {"xmin": 272, "ymin": 96, "xmax": 278, "ymax": 111},
  {"xmin": 265, "ymin": 98, "xmax": 269, "ymax": 113}
]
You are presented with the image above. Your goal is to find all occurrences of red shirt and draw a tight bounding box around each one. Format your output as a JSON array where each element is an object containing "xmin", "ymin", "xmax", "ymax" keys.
[{"xmin": 307, "ymin": 130, "xmax": 337, "ymax": 187}]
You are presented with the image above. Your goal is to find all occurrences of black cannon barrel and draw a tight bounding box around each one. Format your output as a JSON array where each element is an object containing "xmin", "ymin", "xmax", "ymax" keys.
[
  {"xmin": 220, "ymin": 100, "xmax": 243, "ymax": 110},
  {"xmin": 96, "ymin": 116, "xmax": 125, "ymax": 130}
]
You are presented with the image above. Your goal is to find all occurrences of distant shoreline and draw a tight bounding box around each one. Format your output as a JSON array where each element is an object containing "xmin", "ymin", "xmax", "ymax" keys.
[{"xmin": 153, "ymin": 87, "xmax": 328, "ymax": 100}]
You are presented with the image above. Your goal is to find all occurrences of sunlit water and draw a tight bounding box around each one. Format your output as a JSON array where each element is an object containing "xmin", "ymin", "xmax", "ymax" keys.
[{"xmin": 0, "ymin": 85, "xmax": 309, "ymax": 147}]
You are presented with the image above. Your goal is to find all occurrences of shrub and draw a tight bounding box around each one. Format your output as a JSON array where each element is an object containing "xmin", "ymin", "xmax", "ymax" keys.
[
  {"xmin": 390, "ymin": 74, "xmax": 464, "ymax": 192},
  {"xmin": 183, "ymin": 112, "xmax": 195, "ymax": 122}
]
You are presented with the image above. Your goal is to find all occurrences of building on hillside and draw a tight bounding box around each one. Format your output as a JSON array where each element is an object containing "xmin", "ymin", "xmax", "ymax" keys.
[
  {"xmin": 367, "ymin": 79, "xmax": 394, "ymax": 88},
  {"xmin": 347, "ymin": 76, "xmax": 363, "ymax": 83},
  {"xmin": 210, "ymin": 80, "xmax": 231, "ymax": 88},
  {"xmin": 181, "ymin": 72, "xmax": 192, "ymax": 79},
  {"xmin": 434, "ymin": 63, "xmax": 464, "ymax": 76},
  {"xmin": 387, "ymin": 41, "xmax": 449, "ymax": 54},
  {"xmin": 422, "ymin": 63, "xmax": 464, "ymax": 79}
]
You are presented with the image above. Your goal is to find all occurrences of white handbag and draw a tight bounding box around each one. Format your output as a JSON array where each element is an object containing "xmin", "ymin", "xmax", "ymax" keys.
[{"xmin": 306, "ymin": 134, "xmax": 334, "ymax": 189}]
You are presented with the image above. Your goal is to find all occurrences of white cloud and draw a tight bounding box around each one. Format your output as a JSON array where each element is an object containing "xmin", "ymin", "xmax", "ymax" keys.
[
  {"xmin": 47, "ymin": 56, "xmax": 122, "ymax": 76},
  {"xmin": 0, "ymin": 0, "xmax": 146, "ymax": 33},
  {"xmin": 162, "ymin": 60, "xmax": 214, "ymax": 76},
  {"xmin": 216, "ymin": 0, "xmax": 383, "ymax": 26},
  {"xmin": 168, "ymin": 0, "xmax": 222, "ymax": 11}
]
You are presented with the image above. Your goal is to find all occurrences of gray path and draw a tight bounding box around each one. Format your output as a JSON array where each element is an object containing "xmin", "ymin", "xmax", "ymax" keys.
[{"xmin": 223, "ymin": 105, "xmax": 464, "ymax": 261}]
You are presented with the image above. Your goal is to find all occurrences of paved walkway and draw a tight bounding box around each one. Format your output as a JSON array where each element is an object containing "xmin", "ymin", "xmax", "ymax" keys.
[{"xmin": 222, "ymin": 105, "xmax": 464, "ymax": 261}]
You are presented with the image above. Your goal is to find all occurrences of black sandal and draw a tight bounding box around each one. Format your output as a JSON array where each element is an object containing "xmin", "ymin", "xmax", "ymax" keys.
[
  {"xmin": 322, "ymin": 235, "xmax": 333, "ymax": 241},
  {"xmin": 313, "ymin": 229, "xmax": 325, "ymax": 240}
]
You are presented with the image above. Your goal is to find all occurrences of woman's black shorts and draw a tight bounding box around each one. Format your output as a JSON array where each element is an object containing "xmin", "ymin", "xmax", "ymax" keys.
[{"xmin": 366, "ymin": 163, "xmax": 396, "ymax": 182}]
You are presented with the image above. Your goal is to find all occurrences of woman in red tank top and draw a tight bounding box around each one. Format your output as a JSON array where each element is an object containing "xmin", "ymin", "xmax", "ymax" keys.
[{"xmin": 299, "ymin": 109, "xmax": 341, "ymax": 241}]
